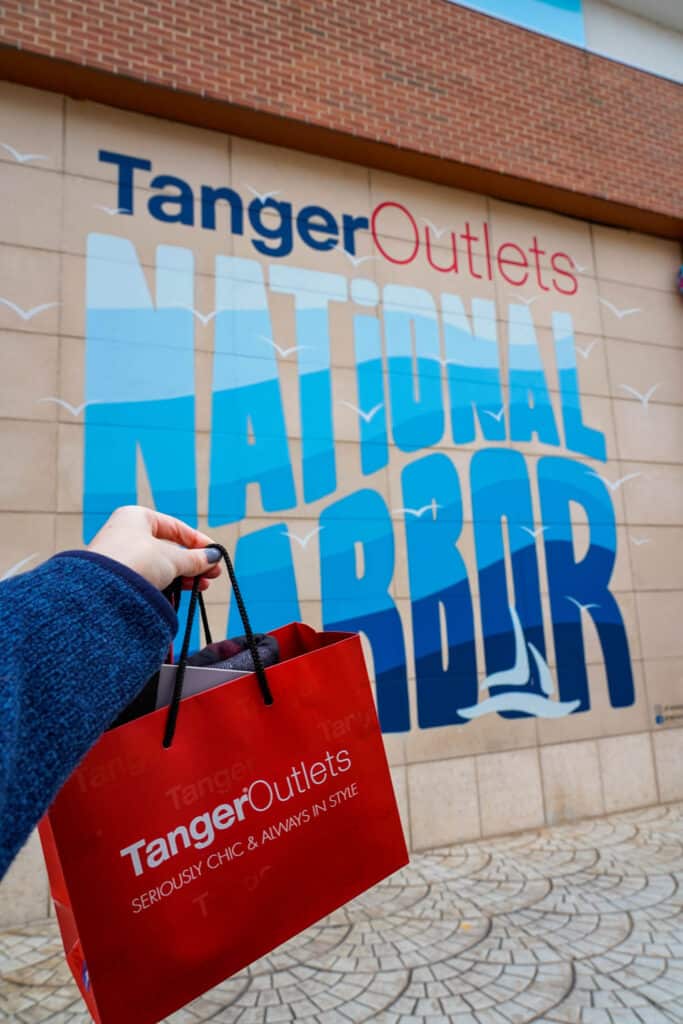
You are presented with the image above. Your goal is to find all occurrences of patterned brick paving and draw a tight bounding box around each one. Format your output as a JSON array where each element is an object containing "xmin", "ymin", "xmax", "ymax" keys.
[{"xmin": 2, "ymin": 804, "xmax": 682, "ymax": 1023}]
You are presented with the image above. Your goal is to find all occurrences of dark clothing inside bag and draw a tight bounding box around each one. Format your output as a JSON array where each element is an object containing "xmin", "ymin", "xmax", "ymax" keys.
[
  {"xmin": 186, "ymin": 634, "xmax": 279, "ymax": 671},
  {"xmin": 112, "ymin": 633, "xmax": 280, "ymax": 728}
]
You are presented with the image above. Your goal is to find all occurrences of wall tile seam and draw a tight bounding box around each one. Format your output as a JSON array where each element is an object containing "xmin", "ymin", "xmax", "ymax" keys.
[
  {"xmin": 467, "ymin": 754, "xmax": 484, "ymax": 841},
  {"xmin": 631, "ymin": 589, "xmax": 683, "ymax": 600},
  {"xmin": 596, "ymin": 730, "xmax": 659, "ymax": 811},
  {"xmin": 6, "ymin": 319, "xmax": 683, "ymax": 360},
  {"xmin": 394, "ymin": 763, "xmax": 413, "ymax": 850},
  {"xmin": 5, "ymin": 319, "xmax": 683, "ymax": 360},
  {"xmin": 6, "ymin": 380, "xmax": 678, "ymax": 413},
  {"xmin": 1, "ymin": 198, "xmax": 682, "ymax": 259},
  {"xmin": 401, "ymin": 730, "xmax": 676, "ymax": 773},
  {"xmin": 611, "ymin": 397, "xmax": 683, "ymax": 413},
  {"xmin": 8, "ymin": 398, "xmax": 683, "ymax": 442},
  {"xmin": 0, "ymin": 268, "xmax": 674, "ymax": 306},
  {"xmin": 567, "ymin": 333, "xmax": 682, "ymax": 351},
  {"xmin": 2, "ymin": 188, "xmax": 681, "ymax": 248}
]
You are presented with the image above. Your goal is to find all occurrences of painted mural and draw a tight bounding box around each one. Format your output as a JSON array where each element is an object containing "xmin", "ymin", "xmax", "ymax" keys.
[{"xmin": 74, "ymin": 148, "xmax": 637, "ymax": 735}]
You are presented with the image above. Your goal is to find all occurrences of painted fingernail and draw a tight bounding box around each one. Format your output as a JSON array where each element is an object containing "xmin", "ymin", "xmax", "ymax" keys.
[{"xmin": 206, "ymin": 546, "xmax": 221, "ymax": 564}]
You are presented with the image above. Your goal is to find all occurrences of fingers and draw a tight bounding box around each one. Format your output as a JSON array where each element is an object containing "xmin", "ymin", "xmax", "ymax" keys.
[
  {"xmin": 148, "ymin": 510, "xmax": 215, "ymax": 550},
  {"xmin": 178, "ymin": 562, "xmax": 219, "ymax": 589},
  {"xmin": 180, "ymin": 576, "xmax": 212, "ymax": 591},
  {"xmin": 178, "ymin": 564, "xmax": 221, "ymax": 584},
  {"xmin": 162, "ymin": 541, "xmax": 220, "ymax": 581},
  {"xmin": 87, "ymin": 506, "xmax": 225, "ymax": 592}
]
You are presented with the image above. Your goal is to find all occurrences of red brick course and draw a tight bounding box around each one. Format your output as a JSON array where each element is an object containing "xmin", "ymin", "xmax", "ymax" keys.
[{"xmin": 1, "ymin": 0, "xmax": 681, "ymax": 231}]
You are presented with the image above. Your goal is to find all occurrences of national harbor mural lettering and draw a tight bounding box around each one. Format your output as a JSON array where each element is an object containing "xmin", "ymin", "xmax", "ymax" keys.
[{"xmin": 83, "ymin": 148, "xmax": 635, "ymax": 734}]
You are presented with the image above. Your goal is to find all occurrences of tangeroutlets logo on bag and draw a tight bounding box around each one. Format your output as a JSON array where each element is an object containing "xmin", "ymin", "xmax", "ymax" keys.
[{"xmin": 119, "ymin": 749, "xmax": 353, "ymax": 881}]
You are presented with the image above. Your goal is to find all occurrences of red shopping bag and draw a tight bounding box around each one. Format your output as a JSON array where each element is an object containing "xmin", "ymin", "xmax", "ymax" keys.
[{"xmin": 39, "ymin": 546, "xmax": 408, "ymax": 1024}]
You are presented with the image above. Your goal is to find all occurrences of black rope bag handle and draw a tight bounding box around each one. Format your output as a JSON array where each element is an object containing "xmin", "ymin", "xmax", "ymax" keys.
[
  {"xmin": 163, "ymin": 543, "xmax": 273, "ymax": 748},
  {"xmin": 164, "ymin": 576, "xmax": 212, "ymax": 650},
  {"xmin": 198, "ymin": 588, "xmax": 212, "ymax": 645}
]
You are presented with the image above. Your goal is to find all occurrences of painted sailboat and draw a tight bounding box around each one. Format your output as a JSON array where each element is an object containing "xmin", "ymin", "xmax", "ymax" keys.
[{"xmin": 458, "ymin": 606, "xmax": 581, "ymax": 719}]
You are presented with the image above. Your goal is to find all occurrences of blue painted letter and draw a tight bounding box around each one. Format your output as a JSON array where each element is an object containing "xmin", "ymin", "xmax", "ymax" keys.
[
  {"xmin": 538, "ymin": 456, "xmax": 634, "ymax": 710},
  {"xmin": 320, "ymin": 489, "xmax": 410, "ymax": 732},
  {"xmin": 402, "ymin": 453, "xmax": 478, "ymax": 727}
]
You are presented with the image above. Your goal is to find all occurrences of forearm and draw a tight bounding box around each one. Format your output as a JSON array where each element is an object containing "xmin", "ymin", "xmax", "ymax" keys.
[{"xmin": 0, "ymin": 552, "xmax": 177, "ymax": 877}]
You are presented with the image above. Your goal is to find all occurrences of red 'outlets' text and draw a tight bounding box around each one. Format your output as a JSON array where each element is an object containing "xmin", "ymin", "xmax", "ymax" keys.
[{"xmin": 371, "ymin": 202, "xmax": 578, "ymax": 296}]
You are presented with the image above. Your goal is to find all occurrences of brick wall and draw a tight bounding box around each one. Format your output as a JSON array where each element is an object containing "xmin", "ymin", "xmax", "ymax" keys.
[{"xmin": 1, "ymin": 0, "xmax": 681, "ymax": 234}]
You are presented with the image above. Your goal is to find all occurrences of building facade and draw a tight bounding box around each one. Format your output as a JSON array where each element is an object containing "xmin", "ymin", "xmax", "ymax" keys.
[{"xmin": 0, "ymin": 0, "xmax": 681, "ymax": 925}]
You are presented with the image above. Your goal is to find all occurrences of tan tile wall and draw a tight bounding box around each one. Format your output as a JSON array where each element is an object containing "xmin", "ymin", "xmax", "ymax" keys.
[{"xmin": 0, "ymin": 83, "xmax": 681, "ymax": 921}]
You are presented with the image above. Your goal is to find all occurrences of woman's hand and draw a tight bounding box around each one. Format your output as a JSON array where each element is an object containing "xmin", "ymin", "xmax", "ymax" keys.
[{"xmin": 87, "ymin": 506, "xmax": 221, "ymax": 591}]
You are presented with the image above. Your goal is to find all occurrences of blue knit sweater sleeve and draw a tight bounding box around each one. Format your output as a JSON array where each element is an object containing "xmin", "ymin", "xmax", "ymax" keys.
[{"xmin": 0, "ymin": 551, "xmax": 178, "ymax": 878}]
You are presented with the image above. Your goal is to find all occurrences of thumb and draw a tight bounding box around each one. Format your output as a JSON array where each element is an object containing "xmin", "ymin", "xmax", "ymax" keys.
[{"xmin": 165, "ymin": 543, "xmax": 221, "ymax": 580}]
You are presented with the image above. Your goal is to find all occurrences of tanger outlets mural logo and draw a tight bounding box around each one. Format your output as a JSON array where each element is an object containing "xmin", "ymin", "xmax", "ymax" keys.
[
  {"xmin": 83, "ymin": 149, "xmax": 635, "ymax": 734},
  {"xmin": 98, "ymin": 150, "xmax": 579, "ymax": 293}
]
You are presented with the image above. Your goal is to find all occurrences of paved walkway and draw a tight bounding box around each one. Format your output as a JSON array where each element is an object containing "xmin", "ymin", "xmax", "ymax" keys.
[{"xmin": 2, "ymin": 803, "xmax": 683, "ymax": 1023}]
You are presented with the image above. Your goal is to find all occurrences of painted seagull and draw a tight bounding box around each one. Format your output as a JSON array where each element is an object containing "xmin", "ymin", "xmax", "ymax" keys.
[{"xmin": 1, "ymin": 143, "xmax": 48, "ymax": 164}]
